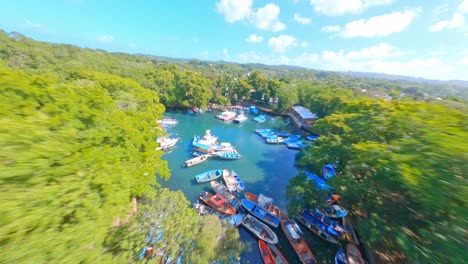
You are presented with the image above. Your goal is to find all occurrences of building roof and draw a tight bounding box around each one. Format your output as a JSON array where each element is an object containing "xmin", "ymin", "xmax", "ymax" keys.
[{"xmin": 291, "ymin": 106, "xmax": 317, "ymax": 119}]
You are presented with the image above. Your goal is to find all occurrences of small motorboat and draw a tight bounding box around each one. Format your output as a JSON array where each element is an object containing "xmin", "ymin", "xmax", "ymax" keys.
[
  {"xmin": 199, "ymin": 191, "xmax": 236, "ymax": 215},
  {"xmin": 157, "ymin": 118, "xmax": 178, "ymax": 127},
  {"xmin": 286, "ymin": 141, "xmax": 307, "ymax": 150},
  {"xmin": 223, "ymin": 169, "xmax": 245, "ymax": 192},
  {"xmin": 194, "ymin": 169, "xmax": 223, "ymax": 183},
  {"xmin": 184, "ymin": 154, "xmax": 211, "ymax": 167},
  {"xmin": 241, "ymin": 199, "xmax": 280, "ymax": 228},
  {"xmin": 221, "ymin": 214, "xmax": 244, "ymax": 228},
  {"xmin": 215, "ymin": 150, "xmax": 242, "ymax": 160},
  {"xmin": 233, "ymin": 111, "xmax": 248, "ymax": 123},
  {"xmin": 265, "ymin": 136, "xmax": 285, "ymax": 144},
  {"xmin": 296, "ymin": 211, "xmax": 340, "ymax": 244},
  {"xmin": 156, "ymin": 137, "xmax": 180, "ymax": 150},
  {"xmin": 258, "ymin": 240, "xmax": 289, "ymax": 264},
  {"xmin": 253, "ymin": 114, "xmax": 267, "ymax": 123},
  {"xmin": 241, "ymin": 214, "xmax": 278, "ymax": 244},
  {"xmin": 216, "ymin": 111, "xmax": 237, "ymax": 121}
]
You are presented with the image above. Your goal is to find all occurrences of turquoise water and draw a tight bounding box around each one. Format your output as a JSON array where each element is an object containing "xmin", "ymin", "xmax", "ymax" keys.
[{"xmin": 160, "ymin": 111, "xmax": 337, "ymax": 264}]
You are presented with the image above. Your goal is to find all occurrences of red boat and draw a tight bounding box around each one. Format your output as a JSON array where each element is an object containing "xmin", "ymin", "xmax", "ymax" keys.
[
  {"xmin": 199, "ymin": 191, "xmax": 236, "ymax": 215},
  {"xmin": 258, "ymin": 240, "xmax": 289, "ymax": 264},
  {"xmin": 346, "ymin": 243, "xmax": 365, "ymax": 264},
  {"xmin": 276, "ymin": 208, "xmax": 317, "ymax": 264}
]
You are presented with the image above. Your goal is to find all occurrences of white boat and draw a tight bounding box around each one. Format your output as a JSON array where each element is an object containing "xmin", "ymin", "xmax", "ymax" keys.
[
  {"xmin": 233, "ymin": 111, "xmax": 248, "ymax": 123},
  {"xmin": 216, "ymin": 111, "xmax": 237, "ymax": 121},
  {"xmin": 211, "ymin": 142, "xmax": 236, "ymax": 152},
  {"xmin": 265, "ymin": 136, "xmax": 284, "ymax": 144},
  {"xmin": 194, "ymin": 130, "xmax": 218, "ymax": 146},
  {"xmin": 156, "ymin": 137, "xmax": 180, "ymax": 150},
  {"xmin": 184, "ymin": 154, "xmax": 211, "ymax": 167},
  {"xmin": 157, "ymin": 118, "xmax": 178, "ymax": 127},
  {"xmin": 215, "ymin": 150, "xmax": 242, "ymax": 160},
  {"xmin": 223, "ymin": 169, "xmax": 245, "ymax": 192}
]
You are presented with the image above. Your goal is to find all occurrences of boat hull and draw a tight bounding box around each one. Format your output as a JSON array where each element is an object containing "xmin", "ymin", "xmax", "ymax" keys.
[
  {"xmin": 195, "ymin": 169, "xmax": 223, "ymax": 183},
  {"xmin": 296, "ymin": 212, "xmax": 339, "ymax": 244},
  {"xmin": 211, "ymin": 181, "xmax": 240, "ymax": 210},
  {"xmin": 199, "ymin": 191, "xmax": 236, "ymax": 215},
  {"xmin": 241, "ymin": 214, "xmax": 278, "ymax": 244},
  {"xmin": 242, "ymin": 199, "xmax": 279, "ymax": 228},
  {"xmin": 184, "ymin": 154, "xmax": 210, "ymax": 167}
]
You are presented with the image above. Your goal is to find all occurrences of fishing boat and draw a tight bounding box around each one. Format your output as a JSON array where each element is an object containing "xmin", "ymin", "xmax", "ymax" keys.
[
  {"xmin": 233, "ymin": 111, "xmax": 248, "ymax": 123},
  {"xmin": 241, "ymin": 199, "xmax": 280, "ymax": 228},
  {"xmin": 304, "ymin": 209, "xmax": 349, "ymax": 237},
  {"xmin": 295, "ymin": 210, "xmax": 340, "ymax": 244},
  {"xmin": 345, "ymin": 243, "xmax": 365, "ymax": 264},
  {"xmin": 276, "ymin": 208, "xmax": 317, "ymax": 264},
  {"xmin": 194, "ymin": 169, "xmax": 223, "ymax": 183},
  {"xmin": 319, "ymin": 204, "xmax": 348, "ymax": 218},
  {"xmin": 199, "ymin": 191, "xmax": 236, "ymax": 215},
  {"xmin": 221, "ymin": 214, "xmax": 244, "ymax": 228},
  {"xmin": 258, "ymin": 240, "xmax": 289, "ymax": 264},
  {"xmin": 156, "ymin": 137, "xmax": 180, "ymax": 150},
  {"xmin": 241, "ymin": 214, "xmax": 278, "ymax": 244},
  {"xmin": 265, "ymin": 136, "xmax": 285, "ymax": 144},
  {"xmin": 211, "ymin": 181, "xmax": 240, "ymax": 210},
  {"xmin": 253, "ymin": 114, "xmax": 267, "ymax": 123},
  {"xmin": 216, "ymin": 110, "xmax": 237, "ymax": 121},
  {"xmin": 322, "ymin": 163, "xmax": 336, "ymax": 180},
  {"xmin": 193, "ymin": 201, "xmax": 221, "ymax": 217},
  {"xmin": 184, "ymin": 154, "xmax": 211, "ymax": 167},
  {"xmin": 215, "ymin": 150, "xmax": 242, "ymax": 160},
  {"xmin": 286, "ymin": 141, "xmax": 307, "ymax": 150},
  {"xmin": 305, "ymin": 171, "xmax": 333, "ymax": 191},
  {"xmin": 157, "ymin": 118, "xmax": 178, "ymax": 127},
  {"xmin": 223, "ymin": 169, "xmax": 245, "ymax": 192},
  {"xmin": 244, "ymin": 192, "xmax": 277, "ymax": 214}
]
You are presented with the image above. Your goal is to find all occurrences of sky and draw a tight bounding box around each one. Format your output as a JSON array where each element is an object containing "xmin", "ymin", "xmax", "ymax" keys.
[{"xmin": 1, "ymin": 0, "xmax": 467, "ymax": 80}]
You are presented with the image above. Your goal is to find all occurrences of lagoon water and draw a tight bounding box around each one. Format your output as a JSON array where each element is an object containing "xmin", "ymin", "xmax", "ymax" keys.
[{"xmin": 160, "ymin": 111, "xmax": 337, "ymax": 264}]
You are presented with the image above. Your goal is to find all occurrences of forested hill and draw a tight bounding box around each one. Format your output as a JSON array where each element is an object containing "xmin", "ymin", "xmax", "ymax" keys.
[{"xmin": 1, "ymin": 30, "xmax": 467, "ymax": 100}]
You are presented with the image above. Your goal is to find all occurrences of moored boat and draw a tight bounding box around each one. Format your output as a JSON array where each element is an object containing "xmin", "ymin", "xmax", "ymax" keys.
[
  {"xmin": 184, "ymin": 154, "xmax": 211, "ymax": 167},
  {"xmin": 304, "ymin": 209, "xmax": 349, "ymax": 237},
  {"xmin": 222, "ymin": 214, "xmax": 244, "ymax": 228},
  {"xmin": 295, "ymin": 210, "xmax": 340, "ymax": 244},
  {"xmin": 265, "ymin": 136, "xmax": 285, "ymax": 144},
  {"xmin": 345, "ymin": 243, "xmax": 365, "ymax": 264},
  {"xmin": 334, "ymin": 247, "xmax": 347, "ymax": 264},
  {"xmin": 244, "ymin": 192, "xmax": 277, "ymax": 214},
  {"xmin": 305, "ymin": 171, "xmax": 333, "ymax": 191},
  {"xmin": 199, "ymin": 191, "xmax": 236, "ymax": 215},
  {"xmin": 223, "ymin": 169, "xmax": 245, "ymax": 192},
  {"xmin": 157, "ymin": 118, "xmax": 178, "ymax": 127},
  {"xmin": 258, "ymin": 240, "xmax": 275, "ymax": 264},
  {"xmin": 241, "ymin": 214, "xmax": 278, "ymax": 244},
  {"xmin": 156, "ymin": 137, "xmax": 180, "ymax": 150},
  {"xmin": 253, "ymin": 114, "xmax": 267, "ymax": 123},
  {"xmin": 306, "ymin": 135, "xmax": 320, "ymax": 141},
  {"xmin": 322, "ymin": 163, "xmax": 336, "ymax": 180},
  {"xmin": 274, "ymin": 131, "xmax": 292, "ymax": 137},
  {"xmin": 283, "ymin": 135, "xmax": 301, "ymax": 144},
  {"xmin": 286, "ymin": 141, "xmax": 307, "ymax": 150},
  {"xmin": 319, "ymin": 204, "xmax": 348, "ymax": 219},
  {"xmin": 217, "ymin": 110, "xmax": 237, "ymax": 121},
  {"xmin": 194, "ymin": 169, "xmax": 223, "ymax": 183},
  {"xmin": 215, "ymin": 150, "xmax": 242, "ymax": 160},
  {"xmin": 266, "ymin": 241, "xmax": 289, "ymax": 264},
  {"xmin": 193, "ymin": 201, "xmax": 220, "ymax": 217},
  {"xmin": 242, "ymin": 199, "xmax": 280, "ymax": 228},
  {"xmin": 211, "ymin": 180, "xmax": 240, "ymax": 210},
  {"xmin": 276, "ymin": 208, "xmax": 317, "ymax": 264},
  {"xmin": 233, "ymin": 111, "xmax": 248, "ymax": 123}
]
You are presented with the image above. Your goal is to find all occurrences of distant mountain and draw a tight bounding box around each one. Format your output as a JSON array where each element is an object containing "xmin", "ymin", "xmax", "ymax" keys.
[{"xmin": 341, "ymin": 71, "xmax": 468, "ymax": 89}]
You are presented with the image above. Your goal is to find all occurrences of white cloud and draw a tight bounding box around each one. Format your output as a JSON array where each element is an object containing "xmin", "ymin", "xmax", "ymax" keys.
[
  {"xmin": 459, "ymin": 0, "xmax": 468, "ymax": 14},
  {"xmin": 459, "ymin": 56, "xmax": 468, "ymax": 64},
  {"xmin": 268, "ymin": 35, "xmax": 297, "ymax": 53},
  {"xmin": 216, "ymin": 0, "xmax": 253, "ymax": 23},
  {"xmin": 253, "ymin": 4, "xmax": 286, "ymax": 32},
  {"xmin": 223, "ymin": 48, "xmax": 231, "ymax": 59},
  {"xmin": 309, "ymin": 0, "xmax": 395, "ymax": 16},
  {"xmin": 346, "ymin": 43, "xmax": 400, "ymax": 59},
  {"xmin": 96, "ymin": 34, "xmax": 114, "ymax": 43},
  {"xmin": 23, "ymin": 19, "xmax": 41, "ymax": 29},
  {"xmin": 301, "ymin": 41, "xmax": 309, "ymax": 47},
  {"xmin": 293, "ymin": 13, "xmax": 312, "ymax": 24},
  {"xmin": 430, "ymin": 13, "xmax": 465, "ymax": 32},
  {"xmin": 321, "ymin": 25, "xmax": 341, "ymax": 32},
  {"xmin": 338, "ymin": 10, "xmax": 417, "ymax": 37},
  {"xmin": 245, "ymin": 34, "xmax": 264, "ymax": 43}
]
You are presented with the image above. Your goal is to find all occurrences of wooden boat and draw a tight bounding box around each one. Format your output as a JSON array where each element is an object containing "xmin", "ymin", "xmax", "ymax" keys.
[
  {"xmin": 322, "ymin": 163, "xmax": 336, "ymax": 180},
  {"xmin": 241, "ymin": 214, "xmax": 278, "ymax": 244},
  {"xmin": 217, "ymin": 110, "xmax": 237, "ymax": 121},
  {"xmin": 295, "ymin": 210, "xmax": 339, "ymax": 244},
  {"xmin": 242, "ymin": 199, "xmax": 280, "ymax": 228},
  {"xmin": 253, "ymin": 114, "xmax": 267, "ymax": 123},
  {"xmin": 319, "ymin": 204, "xmax": 348, "ymax": 219},
  {"xmin": 244, "ymin": 192, "xmax": 277, "ymax": 214},
  {"xmin": 258, "ymin": 240, "xmax": 289, "ymax": 264},
  {"xmin": 211, "ymin": 181, "xmax": 240, "ymax": 210},
  {"xmin": 345, "ymin": 243, "xmax": 365, "ymax": 264},
  {"xmin": 199, "ymin": 191, "xmax": 236, "ymax": 215},
  {"xmin": 276, "ymin": 208, "xmax": 317, "ymax": 264},
  {"xmin": 223, "ymin": 169, "xmax": 245, "ymax": 192},
  {"xmin": 233, "ymin": 111, "xmax": 248, "ymax": 123},
  {"xmin": 221, "ymin": 214, "xmax": 244, "ymax": 228},
  {"xmin": 267, "ymin": 241, "xmax": 289, "ymax": 264},
  {"xmin": 194, "ymin": 169, "xmax": 223, "ymax": 183},
  {"xmin": 215, "ymin": 150, "xmax": 242, "ymax": 160},
  {"xmin": 304, "ymin": 209, "xmax": 349, "ymax": 237},
  {"xmin": 193, "ymin": 201, "xmax": 221, "ymax": 217},
  {"xmin": 184, "ymin": 154, "xmax": 211, "ymax": 167},
  {"xmin": 156, "ymin": 137, "xmax": 180, "ymax": 150}
]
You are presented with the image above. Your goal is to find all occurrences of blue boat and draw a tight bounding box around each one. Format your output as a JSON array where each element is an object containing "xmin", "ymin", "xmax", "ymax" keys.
[
  {"xmin": 195, "ymin": 169, "xmax": 223, "ymax": 183},
  {"xmin": 305, "ymin": 171, "xmax": 333, "ymax": 191},
  {"xmin": 283, "ymin": 134, "xmax": 301, "ymax": 144},
  {"xmin": 215, "ymin": 150, "xmax": 242, "ymax": 160},
  {"xmin": 306, "ymin": 135, "xmax": 320, "ymax": 141},
  {"xmin": 322, "ymin": 163, "xmax": 336, "ymax": 180},
  {"xmin": 286, "ymin": 141, "xmax": 307, "ymax": 149},
  {"xmin": 247, "ymin": 106, "xmax": 259, "ymax": 114},
  {"xmin": 222, "ymin": 214, "xmax": 244, "ymax": 227},
  {"xmin": 274, "ymin": 131, "xmax": 292, "ymax": 137},
  {"xmin": 334, "ymin": 247, "xmax": 347, "ymax": 264},
  {"xmin": 253, "ymin": 114, "xmax": 267, "ymax": 123},
  {"xmin": 241, "ymin": 199, "xmax": 280, "ymax": 228},
  {"xmin": 296, "ymin": 210, "xmax": 339, "ymax": 244},
  {"xmin": 255, "ymin": 128, "xmax": 272, "ymax": 134},
  {"xmin": 320, "ymin": 204, "xmax": 349, "ymax": 218},
  {"xmin": 305, "ymin": 209, "xmax": 349, "ymax": 237}
]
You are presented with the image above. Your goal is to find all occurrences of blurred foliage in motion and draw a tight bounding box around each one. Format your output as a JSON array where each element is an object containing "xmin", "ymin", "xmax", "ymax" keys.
[{"xmin": 287, "ymin": 88, "xmax": 467, "ymax": 263}]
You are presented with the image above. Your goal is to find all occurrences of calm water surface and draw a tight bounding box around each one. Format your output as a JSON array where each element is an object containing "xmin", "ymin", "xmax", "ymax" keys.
[{"xmin": 160, "ymin": 111, "xmax": 337, "ymax": 264}]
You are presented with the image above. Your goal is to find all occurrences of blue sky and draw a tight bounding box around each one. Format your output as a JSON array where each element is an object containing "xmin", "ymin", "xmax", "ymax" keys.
[{"xmin": 1, "ymin": 0, "xmax": 467, "ymax": 80}]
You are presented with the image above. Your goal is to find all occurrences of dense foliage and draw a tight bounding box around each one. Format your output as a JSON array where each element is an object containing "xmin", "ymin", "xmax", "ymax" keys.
[{"xmin": 286, "ymin": 89, "xmax": 467, "ymax": 263}]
